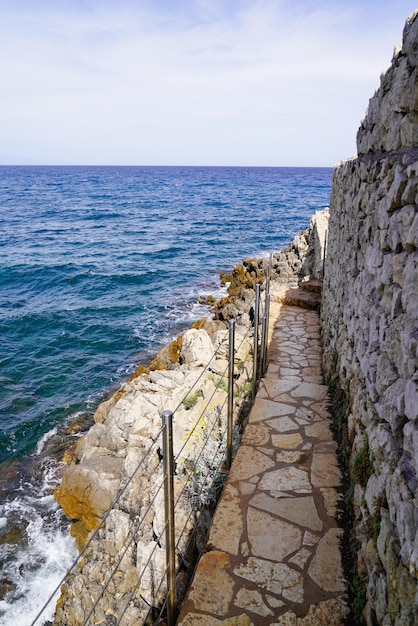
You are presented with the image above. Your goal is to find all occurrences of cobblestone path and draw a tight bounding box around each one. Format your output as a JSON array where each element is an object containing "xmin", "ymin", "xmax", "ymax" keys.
[{"xmin": 177, "ymin": 302, "xmax": 348, "ymax": 625}]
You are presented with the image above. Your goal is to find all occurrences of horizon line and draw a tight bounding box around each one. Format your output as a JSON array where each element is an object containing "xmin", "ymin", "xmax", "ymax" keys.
[{"xmin": 0, "ymin": 163, "xmax": 335, "ymax": 169}]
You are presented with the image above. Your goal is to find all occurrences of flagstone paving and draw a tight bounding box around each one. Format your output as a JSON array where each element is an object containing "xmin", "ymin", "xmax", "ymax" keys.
[{"xmin": 177, "ymin": 301, "xmax": 348, "ymax": 626}]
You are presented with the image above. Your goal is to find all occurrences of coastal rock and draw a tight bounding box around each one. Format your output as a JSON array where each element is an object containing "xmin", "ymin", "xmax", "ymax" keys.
[
  {"xmin": 181, "ymin": 328, "xmax": 215, "ymax": 367},
  {"xmin": 55, "ymin": 457, "xmax": 122, "ymax": 549},
  {"xmin": 191, "ymin": 316, "xmax": 226, "ymax": 338},
  {"xmin": 93, "ymin": 395, "xmax": 116, "ymax": 424},
  {"xmin": 104, "ymin": 509, "xmax": 131, "ymax": 556},
  {"xmin": 215, "ymin": 259, "xmax": 266, "ymax": 321},
  {"xmin": 213, "ymin": 329, "xmax": 252, "ymax": 364},
  {"xmin": 136, "ymin": 540, "xmax": 167, "ymax": 604},
  {"xmin": 149, "ymin": 335, "xmax": 183, "ymax": 370},
  {"xmin": 308, "ymin": 208, "xmax": 329, "ymax": 279}
]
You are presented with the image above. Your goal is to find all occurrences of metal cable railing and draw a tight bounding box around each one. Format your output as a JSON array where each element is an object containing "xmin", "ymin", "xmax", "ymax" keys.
[{"xmin": 31, "ymin": 263, "xmax": 272, "ymax": 626}]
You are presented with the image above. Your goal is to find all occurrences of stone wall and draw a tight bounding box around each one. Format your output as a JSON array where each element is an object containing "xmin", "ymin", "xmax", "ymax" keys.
[
  {"xmin": 269, "ymin": 208, "xmax": 329, "ymax": 287},
  {"xmin": 321, "ymin": 11, "xmax": 418, "ymax": 626}
]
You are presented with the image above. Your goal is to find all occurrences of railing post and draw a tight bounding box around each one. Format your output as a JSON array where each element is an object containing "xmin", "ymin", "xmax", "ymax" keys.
[
  {"xmin": 260, "ymin": 315, "xmax": 267, "ymax": 377},
  {"xmin": 252, "ymin": 284, "xmax": 260, "ymax": 400},
  {"xmin": 322, "ymin": 229, "xmax": 328, "ymax": 279},
  {"xmin": 162, "ymin": 409, "xmax": 176, "ymax": 626},
  {"xmin": 226, "ymin": 319, "xmax": 235, "ymax": 470},
  {"xmin": 263, "ymin": 293, "xmax": 270, "ymax": 375},
  {"xmin": 260, "ymin": 258, "xmax": 271, "ymax": 378},
  {"xmin": 265, "ymin": 256, "xmax": 270, "ymax": 297}
]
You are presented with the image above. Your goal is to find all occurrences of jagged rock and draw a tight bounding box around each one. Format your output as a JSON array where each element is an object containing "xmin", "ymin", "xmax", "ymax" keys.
[
  {"xmin": 93, "ymin": 395, "xmax": 117, "ymax": 424},
  {"xmin": 180, "ymin": 328, "xmax": 215, "ymax": 367},
  {"xmin": 149, "ymin": 335, "xmax": 183, "ymax": 370},
  {"xmin": 104, "ymin": 509, "xmax": 131, "ymax": 556},
  {"xmin": 191, "ymin": 316, "xmax": 226, "ymax": 338},
  {"xmin": 55, "ymin": 456, "xmax": 122, "ymax": 549},
  {"xmin": 213, "ymin": 330, "xmax": 252, "ymax": 363}
]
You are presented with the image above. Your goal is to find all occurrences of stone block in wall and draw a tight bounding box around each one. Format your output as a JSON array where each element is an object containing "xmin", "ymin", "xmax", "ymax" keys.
[
  {"xmin": 405, "ymin": 211, "xmax": 418, "ymax": 249},
  {"xmin": 376, "ymin": 510, "xmax": 394, "ymax": 570},
  {"xmin": 401, "ymin": 176, "xmax": 418, "ymax": 206},
  {"xmin": 379, "ymin": 254, "xmax": 393, "ymax": 286},
  {"xmin": 401, "ymin": 253, "xmax": 418, "ymax": 316},
  {"xmin": 404, "ymin": 380, "xmax": 418, "ymax": 420},
  {"xmin": 385, "ymin": 166, "xmax": 408, "ymax": 212},
  {"xmin": 389, "ymin": 204, "xmax": 416, "ymax": 252},
  {"xmin": 367, "ymin": 422, "xmax": 397, "ymax": 468},
  {"xmin": 401, "ymin": 111, "xmax": 418, "ymax": 147},
  {"xmin": 392, "ymin": 251, "xmax": 406, "ymax": 286}
]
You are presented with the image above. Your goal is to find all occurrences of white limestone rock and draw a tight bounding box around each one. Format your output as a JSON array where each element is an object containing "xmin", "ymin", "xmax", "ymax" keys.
[{"xmin": 180, "ymin": 328, "xmax": 215, "ymax": 367}]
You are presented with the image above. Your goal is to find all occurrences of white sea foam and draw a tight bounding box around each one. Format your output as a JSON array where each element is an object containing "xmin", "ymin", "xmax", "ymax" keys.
[
  {"xmin": 35, "ymin": 426, "xmax": 58, "ymax": 455},
  {"xmin": 0, "ymin": 514, "xmax": 76, "ymax": 626},
  {"xmin": 0, "ymin": 460, "xmax": 77, "ymax": 626}
]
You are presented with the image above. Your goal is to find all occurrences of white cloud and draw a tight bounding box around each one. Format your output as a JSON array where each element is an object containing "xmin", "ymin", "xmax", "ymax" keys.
[{"xmin": 0, "ymin": 0, "xmax": 416, "ymax": 165}]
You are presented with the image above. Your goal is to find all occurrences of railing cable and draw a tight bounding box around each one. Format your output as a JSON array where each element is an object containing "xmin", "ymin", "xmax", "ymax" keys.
[{"xmin": 34, "ymin": 266, "xmax": 273, "ymax": 625}]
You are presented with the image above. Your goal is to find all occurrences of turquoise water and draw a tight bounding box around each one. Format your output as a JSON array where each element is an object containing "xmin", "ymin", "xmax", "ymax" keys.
[{"xmin": 0, "ymin": 165, "xmax": 332, "ymax": 624}]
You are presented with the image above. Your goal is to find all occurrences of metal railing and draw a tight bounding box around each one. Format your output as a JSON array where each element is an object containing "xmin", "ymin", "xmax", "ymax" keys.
[{"xmin": 31, "ymin": 264, "xmax": 272, "ymax": 626}]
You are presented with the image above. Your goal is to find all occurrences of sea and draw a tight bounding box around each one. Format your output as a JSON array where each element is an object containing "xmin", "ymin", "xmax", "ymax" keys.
[{"xmin": 0, "ymin": 165, "xmax": 332, "ymax": 624}]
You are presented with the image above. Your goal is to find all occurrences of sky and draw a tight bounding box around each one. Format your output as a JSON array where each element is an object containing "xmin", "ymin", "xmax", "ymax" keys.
[{"xmin": 0, "ymin": 0, "xmax": 416, "ymax": 167}]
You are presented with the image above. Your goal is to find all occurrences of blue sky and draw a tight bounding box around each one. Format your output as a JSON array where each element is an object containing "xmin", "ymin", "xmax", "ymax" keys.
[{"xmin": 0, "ymin": 0, "xmax": 416, "ymax": 166}]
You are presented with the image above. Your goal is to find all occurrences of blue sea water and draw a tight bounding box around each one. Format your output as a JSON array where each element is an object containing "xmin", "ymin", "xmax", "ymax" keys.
[{"xmin": 0, "ymin": 165, "xmax": 332, "ymax": 624}]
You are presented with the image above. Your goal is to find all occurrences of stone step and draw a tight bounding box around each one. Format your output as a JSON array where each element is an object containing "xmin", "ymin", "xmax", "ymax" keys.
[
  {"xmin": 282, "ymin": 288, "xmax": 321, "ymax": 310},
  {"xmin": 299, "ymin": 278, "xmax": 323, "ymax": 294}
]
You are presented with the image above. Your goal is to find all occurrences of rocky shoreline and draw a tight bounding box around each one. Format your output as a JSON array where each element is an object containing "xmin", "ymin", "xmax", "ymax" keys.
[{"xmin": 52, "ymin": 210, "xmax": 328, "ymax": 625}]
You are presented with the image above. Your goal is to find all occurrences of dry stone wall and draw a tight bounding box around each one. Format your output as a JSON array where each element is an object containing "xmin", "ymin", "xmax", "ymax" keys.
[{"xmin": 321, "ymin": 11, "xmax": 418, "ymax": 626}]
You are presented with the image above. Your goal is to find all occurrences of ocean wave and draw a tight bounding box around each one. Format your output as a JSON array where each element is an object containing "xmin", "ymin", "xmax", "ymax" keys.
[
  {"xmin": 0, "ymin": 455, "xmax": 77, "ymax": 626},
  {"xmin": 0, "ymin": 505, "xmax": 76, "ymax": 626},
  {"xmin": 35, "ymin": 427, "xmax": 58, "ymax": 456}
]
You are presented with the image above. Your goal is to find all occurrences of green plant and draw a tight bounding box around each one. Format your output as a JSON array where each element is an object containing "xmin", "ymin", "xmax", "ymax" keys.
[
  {"xmin": 181, "ymin": 420, "xmax": 228, "ymax": 511},
  {"xmin": 331, "ymin": 392, "xmax": 348, "ymax": 442},
  {"xmin": 233, "ymin": 381, "xmax": 251, "ymax": 399},
  {"xmin": 345, "ymin": 481, "xmax": 355, "ymax": 511},
  {"xmin": 365, "ymin": 493, "xmax": 387, "ymax": 540},
  {"xmin": 183, "ymin": 389, "xmax": 204, "ymax": 410},
  {"xmin": 352, "ymin": 439, "xmax": 374, "ymax": 488},
  {"xmin": 324, "ymin": 348, "xmax": 338, "ymax": 388},
  {"xmin": 326, "ymin": 377, "xmax": 336, "ymax": 394},
  {"xmin": 325, "ymin": 375, "xmax": 369, "ymax": 625},
  {"xmin": 365, "ymin": 512, "xmax": 381, "ymax": 541},
  {"xmin": 367, "ymin": 397, "xmax": 379, "ymax": 419},
  {"xmin": 208, "ymin": 374, "xmax": 228, "ymax": 393},
  {"xmin": 220, "ymin": 380, "xmax": 229, "ymax": 393},
  {"xmin": 350, "ymin": 570, "xmax": 367, "ymax": 623}
]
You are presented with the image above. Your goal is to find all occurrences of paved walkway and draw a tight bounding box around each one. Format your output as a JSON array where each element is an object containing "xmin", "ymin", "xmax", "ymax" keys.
[{"xmin": 177, "ymin": 301, "xmax": 348, "ymax": 625}]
